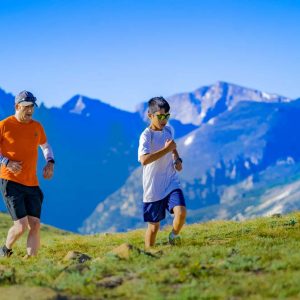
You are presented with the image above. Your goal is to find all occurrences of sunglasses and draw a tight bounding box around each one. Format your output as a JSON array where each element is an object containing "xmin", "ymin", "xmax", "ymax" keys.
[{"xmin": 155, "ymin": 113, "xmax": 170, "ymax": 121}]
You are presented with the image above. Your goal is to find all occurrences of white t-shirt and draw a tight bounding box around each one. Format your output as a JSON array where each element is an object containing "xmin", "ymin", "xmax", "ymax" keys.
[{"xmin": 138, "ymin": 126, "xmax": 181, "ymax": 203}]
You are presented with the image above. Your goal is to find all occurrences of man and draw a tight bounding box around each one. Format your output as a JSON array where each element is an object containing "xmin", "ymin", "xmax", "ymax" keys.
[{"xmin": 0, "ymin": 90, "xmax": 55, "ymax": 258}]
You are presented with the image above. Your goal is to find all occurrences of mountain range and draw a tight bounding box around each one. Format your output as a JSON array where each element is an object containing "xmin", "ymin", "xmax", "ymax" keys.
[
  {"xmin": 0, "ymin": 89, "xmax": 195, "ymax": 231},
  {"xmin": 79, "ymin": 83, "xmax": 300, "ymax": 233},
  {"xmin": 1, "ymin": 82, "xmax": 299, "ymax": 233}
]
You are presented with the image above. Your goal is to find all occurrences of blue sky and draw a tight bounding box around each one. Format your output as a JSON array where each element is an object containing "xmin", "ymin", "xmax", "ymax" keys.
[{"xmin": 1, "ymin": 0, "xmax": 300, "ymax": 111}]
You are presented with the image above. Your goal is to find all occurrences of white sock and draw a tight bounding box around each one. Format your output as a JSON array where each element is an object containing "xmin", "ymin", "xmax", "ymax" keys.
[{"xmin": 170, "ymin": 231, "xmax": 178, "ymax": 239}]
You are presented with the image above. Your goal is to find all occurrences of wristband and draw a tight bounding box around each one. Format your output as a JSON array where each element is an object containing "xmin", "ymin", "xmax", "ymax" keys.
[
  {"xmin": 174, "ymin": 157, "xmax": 183, "ymax": 164},
  {"xmin": 47, "ymin": 159, "xmax": 55, "ymax": 164},
  {"xmin": 0, "ymin": 156, "xmax": 9, "ymax": 166}
]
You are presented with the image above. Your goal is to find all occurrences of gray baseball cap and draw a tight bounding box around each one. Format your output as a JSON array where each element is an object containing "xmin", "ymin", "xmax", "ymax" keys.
[{"xmin": 15, "ymin": 90, "xmax": 38, "ymax": 106}]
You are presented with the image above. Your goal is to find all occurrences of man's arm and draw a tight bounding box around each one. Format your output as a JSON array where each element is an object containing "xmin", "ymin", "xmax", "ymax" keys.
[
  {"xmin": 140, "ymin": 139, "xmax": 176, "ymax": 166},
  {"xmin": 0, "ymin": 128, "xmax": 9, "ymax": 166},
  {"xmin": 40, "ymin": 142, "xmax": 54, "ymax": 162},
  {"xmin": 0, "ymin": 154, "xmax": 9, "ymax": 166},
  {"xmin": 0, "ymin": 134, "xmax": 22, "ymax": 173},
  {"xmin": 40, "ymin": 142, "xmax": 54, "ymax": 179}
]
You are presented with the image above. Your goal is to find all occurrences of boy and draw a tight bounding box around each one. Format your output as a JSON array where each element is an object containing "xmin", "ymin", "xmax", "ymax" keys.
[{"xmin": 138, "ymin": 96, "xmax": 186, "ymax": 248}]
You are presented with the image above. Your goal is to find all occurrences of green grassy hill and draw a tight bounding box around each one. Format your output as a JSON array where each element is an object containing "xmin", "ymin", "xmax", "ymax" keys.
[{"xmin": 0, "ymin": 212, "xmax": 300, "ymax": 299}]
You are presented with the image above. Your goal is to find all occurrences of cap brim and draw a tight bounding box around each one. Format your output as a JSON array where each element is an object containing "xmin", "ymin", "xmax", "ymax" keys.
[{"xmin": 18, "ymin": 101, "xmax": 38, "ymax": 107}]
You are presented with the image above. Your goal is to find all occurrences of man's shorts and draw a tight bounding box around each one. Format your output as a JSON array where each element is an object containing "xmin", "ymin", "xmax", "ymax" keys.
[
  {"xmin": 143, "ymin": 189, "xmax": 186, "ymax": 223},
  {"xmin": 0, "ymin": 179, "xmax": 44, "ymax": 221}
]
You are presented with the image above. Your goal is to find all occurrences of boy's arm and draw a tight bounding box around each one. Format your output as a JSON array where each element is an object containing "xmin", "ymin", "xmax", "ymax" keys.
[
  {"xmin": 140, "ymin": 139, "xmax": 176, "ymax": 166},
  {"xmin": 172, "ymin": 149, "xmax": 180, "ymax": 160},
  {"xmin": 172, "ymin": 149, "xmax": 183, "ymax": 172}
]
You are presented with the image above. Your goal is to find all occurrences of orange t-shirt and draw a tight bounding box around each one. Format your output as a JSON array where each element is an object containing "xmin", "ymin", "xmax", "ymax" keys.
[{"xmin": 0, "ymin": 116, "xmax": 47, "ymax": 186}]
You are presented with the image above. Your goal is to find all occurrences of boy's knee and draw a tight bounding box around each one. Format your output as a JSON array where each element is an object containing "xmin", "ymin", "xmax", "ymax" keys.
[
  {"xmin": 148, "ymin": 222, "xmax": 160, "ymax": 234},
  {"xmin": 174, "ymin": 206, "xmax": 187, "ymax": 219}
]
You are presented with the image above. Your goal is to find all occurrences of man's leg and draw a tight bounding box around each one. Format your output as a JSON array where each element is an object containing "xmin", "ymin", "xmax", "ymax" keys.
[
  {"xmin": 172, "ymin": 205, "xmax": 186, "ymax": 235},
  {"xmin": 145, "ymin": 222, "xmax": 160, "ymax": 248},
  {"xmin": 25, "ymin": 186, "xmax": 43, "ymax": 256},
  {"xmin": 27, "ymin": 216, "xmax": 41, "ymax": 256},
  {"xmin": 6, "ymin": 216, "xmax": 28, "ymax": 249},
  {"xmin": 0, "ymin": 180, "xmax": 28, "ymax": 255}
]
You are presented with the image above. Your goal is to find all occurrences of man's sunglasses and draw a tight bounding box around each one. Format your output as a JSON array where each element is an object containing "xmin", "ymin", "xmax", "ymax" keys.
[{"xmin": 155, "ymin": 113, "xmax": 170, "ymax": 121}]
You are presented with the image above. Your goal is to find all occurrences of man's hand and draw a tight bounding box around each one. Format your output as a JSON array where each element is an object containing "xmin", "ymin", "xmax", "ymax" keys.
[
  {"xmin": 6, "ymin": 160, "xmax": 22, "ymax": 175},
  {"xmin": 43, "ymin": 162, "xmax": 54, "ymax": 179},
  {"xmin": 165, "ymin": 139, "xmax": 177, "ymax": 152}
]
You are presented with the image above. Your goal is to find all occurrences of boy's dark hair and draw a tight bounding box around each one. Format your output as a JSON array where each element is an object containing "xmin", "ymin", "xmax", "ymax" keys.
[{"xmin": 148, "ymin": 97, "xmax": 170, "ymax": 114}]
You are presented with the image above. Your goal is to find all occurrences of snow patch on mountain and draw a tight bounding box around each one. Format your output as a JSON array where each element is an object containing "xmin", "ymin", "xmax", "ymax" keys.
[{"xmin": 70, "ymin": 96, "xmax": 86, "ymax": 114}]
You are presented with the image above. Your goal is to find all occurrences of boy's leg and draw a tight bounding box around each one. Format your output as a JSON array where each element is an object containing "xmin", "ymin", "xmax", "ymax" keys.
[
  {"xmin": 143, "ymin": 199, "xmax": 166, "ymax": 249},
  {"xmin": 172, "ymin": 205, "xmax": 187, "ymax": 235},
  {"xmin": 167, "ymin": 189, "xmax": 186, "ymax": 244},
  {"xmin": 145, "ymin": 222, "xmax": 160, "ymax": 248}
]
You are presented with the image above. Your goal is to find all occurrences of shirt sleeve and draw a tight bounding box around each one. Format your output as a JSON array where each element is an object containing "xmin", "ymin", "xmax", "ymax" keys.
[
  {"xmin": 166, "ymin": 125, "xmax": 175, "ymax": 139},
  {"xmin": 138, "ymin": 129, "xmax": 151, "ymax": 162}
]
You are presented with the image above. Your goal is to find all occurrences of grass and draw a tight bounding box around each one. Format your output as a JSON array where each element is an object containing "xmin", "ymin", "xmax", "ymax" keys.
[{"xmin": 0, "ymin": 212, "xmax": 300, "ymax": 299}]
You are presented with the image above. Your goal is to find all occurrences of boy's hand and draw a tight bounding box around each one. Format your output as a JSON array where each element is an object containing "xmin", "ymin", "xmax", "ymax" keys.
[
  {"xmin": 165, "ymin": 139, "xmax": 176, "ymax": 152},
  {"xmin": 174, "ymin": 159, "xmax": 183, "ymax": 171}
]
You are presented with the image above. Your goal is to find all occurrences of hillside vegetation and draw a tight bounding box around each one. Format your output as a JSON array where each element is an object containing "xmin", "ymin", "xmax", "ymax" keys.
[{"xmin": 0, "ymin": 212, "xmax": 299, "ymax": 299}]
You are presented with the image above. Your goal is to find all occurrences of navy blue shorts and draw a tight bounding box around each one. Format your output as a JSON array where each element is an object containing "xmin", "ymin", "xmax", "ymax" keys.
[{"xmin": 143, "ymin": 189, "xmax": 186, "ymax": 223}]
